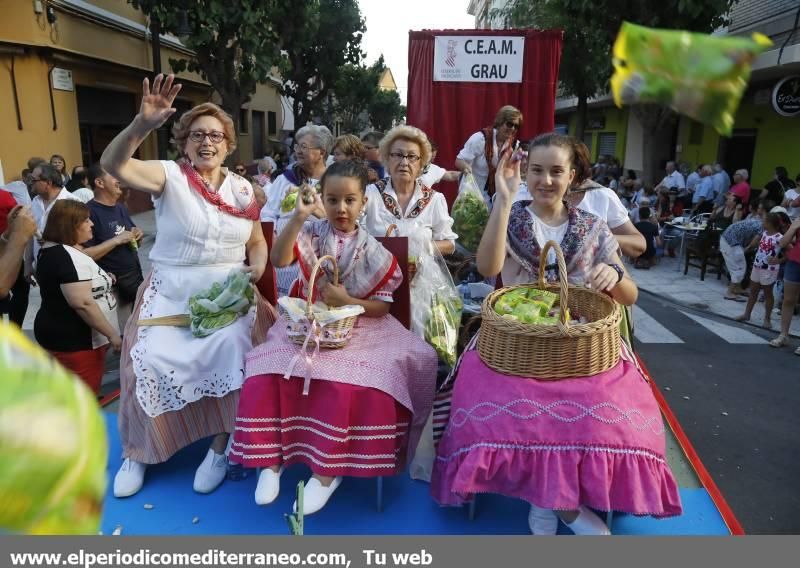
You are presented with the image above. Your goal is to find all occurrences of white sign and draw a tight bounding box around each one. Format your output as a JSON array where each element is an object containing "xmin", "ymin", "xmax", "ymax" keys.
[
  {"xmin": 51, "ymin": 68, "xmax": 74, "ymax": 92},
  {"xmin": 433, "ymin": 36, "xmax": 524, "ymax": 83}
]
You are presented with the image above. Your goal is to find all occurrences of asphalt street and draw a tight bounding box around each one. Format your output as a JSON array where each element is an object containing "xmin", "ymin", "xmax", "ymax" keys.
[{"xmin": 633, "ymin": 291, "xmax": 800, "ymax": 534}]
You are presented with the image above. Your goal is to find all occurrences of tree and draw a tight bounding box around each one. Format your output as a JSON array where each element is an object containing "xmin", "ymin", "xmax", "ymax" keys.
[
  {"xmin": 368, "ymin": 90, "xmax": 406, "ymax": 132},
  {"xmin": 495, "ymin": 0, "xmax": 739, "ymax": 182},
  {"xmin": 328, "ymin": 58, "xmax": 387, "ymax": 134},
  {"xmin": 129, "ymin": 0, "xmax": 283, "ymax": 145},
  {"xmin": 271, "ymin": 0, "xmax": 366, "ymax": 129}
]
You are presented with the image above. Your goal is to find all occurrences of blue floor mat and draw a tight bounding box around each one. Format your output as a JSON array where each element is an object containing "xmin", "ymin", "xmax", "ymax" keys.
[{"xmin": 101, "ymin": 413, "xmax": 730, "ymax": 535}]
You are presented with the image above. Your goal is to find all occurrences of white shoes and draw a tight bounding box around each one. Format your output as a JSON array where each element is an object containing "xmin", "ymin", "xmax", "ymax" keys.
[
  {"xmin": 254, "ymin": 468, "xmax": 283, "ymax": 505},
  {"xmin": 113, "ymin": 458, "xmax": 147, "ymax": 498},
  {"xmin": 193, "ymin": 449, "xmax": 228, "ymax": 494},
  {"xmin": 528, "ymin": 504, "xmax": 559, "ymax": 535},
  {"xmin": 295, "ymin": 476, "xmax": 342, "ymax": 515},
  {"xmin": 564, "ymin": 505, "xmax": 611, "ymax": 535}
]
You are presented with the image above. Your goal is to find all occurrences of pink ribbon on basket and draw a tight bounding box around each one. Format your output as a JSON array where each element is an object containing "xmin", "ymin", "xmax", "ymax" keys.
[{"xmin": 283, "ymin": 319, "xmax": 322, "ymax": 396}]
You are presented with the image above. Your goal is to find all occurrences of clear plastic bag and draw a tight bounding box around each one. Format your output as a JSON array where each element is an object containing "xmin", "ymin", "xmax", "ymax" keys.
[
  {"xmin": 452, "ymin": 174, "xmax": 490, "ymax": 253},
  {"xmin": 409, "ymin": 235, "xmax": 463, "ymax": 368}
]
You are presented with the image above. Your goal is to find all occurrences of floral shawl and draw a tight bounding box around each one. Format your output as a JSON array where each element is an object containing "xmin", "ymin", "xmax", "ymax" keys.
[
  {"xmin": 505, "ymin": 201, "xmax": 618, "ymax": 285},
  {"xmin": 292, "ymin": 219, "xmax": 399, "ymax": 302}
]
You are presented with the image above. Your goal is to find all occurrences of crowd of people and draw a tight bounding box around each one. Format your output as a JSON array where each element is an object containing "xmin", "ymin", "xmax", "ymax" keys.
[
  {"xmin": 1, "ymin": 155, "xmax": 143, "ymax": 394},
  {"xmin": 2, "ymin": 72, "xmax": 798, "ymax": 536},
  {"xmin": 594, "ymin": 153, "xmax": 799, "ymax": 352}
]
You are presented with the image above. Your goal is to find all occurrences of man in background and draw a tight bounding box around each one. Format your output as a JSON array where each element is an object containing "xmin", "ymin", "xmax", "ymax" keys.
[{"xmin": 80, "ymin": 164, "xmax": 142, "ymax": 329}]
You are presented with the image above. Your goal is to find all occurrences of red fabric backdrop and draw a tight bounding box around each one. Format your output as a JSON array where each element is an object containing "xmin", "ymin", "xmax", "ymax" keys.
[{"xmin": 407, "ymin": 29, "xmax": 563, "ymax": 207}]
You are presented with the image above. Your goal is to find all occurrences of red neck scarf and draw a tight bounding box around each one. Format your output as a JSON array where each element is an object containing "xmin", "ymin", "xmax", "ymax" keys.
[{"xmin": 179, "ymin": 160, "xmax": 259, "ymax": 221}]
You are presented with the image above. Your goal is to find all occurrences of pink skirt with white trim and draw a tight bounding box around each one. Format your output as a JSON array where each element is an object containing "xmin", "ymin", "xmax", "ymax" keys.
[
  {"xmin": 230, "ymin": 373, "xmax": 411, "ymax": 477},
  {"xmin": 431, "ymin": 352, "xmax": 682, "ymax": 517}
]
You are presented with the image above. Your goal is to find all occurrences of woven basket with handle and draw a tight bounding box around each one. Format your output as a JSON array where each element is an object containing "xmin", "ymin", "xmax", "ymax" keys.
[
  {"xmin": 384, "ymin": 224, "xmax": 417, "ymax": 282},
  {"xmin": 476, "ymin": 240, "xmax": 621, "ymax": 379},
  {"xmin": 286, "ymin": 255, "xmax": 358, "ymax": 349}
]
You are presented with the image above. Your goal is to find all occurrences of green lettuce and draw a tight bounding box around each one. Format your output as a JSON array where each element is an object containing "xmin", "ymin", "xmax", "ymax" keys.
[
  {"xmin": 188, "ymin": 269, "xmax": 255, "ymax": 337},
  {"xmin": 452, "ymin": 192, "xmax": 489, "ymax": 252}
]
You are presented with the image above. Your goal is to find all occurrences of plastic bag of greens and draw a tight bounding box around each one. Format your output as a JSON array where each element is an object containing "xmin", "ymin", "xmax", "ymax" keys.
[
  {"xmin": 0, "ymin": 323, "xmax": 107, "ymax": 535},
  {"xmin": 408, "ymin": 235, "xmax": 462, "ymax": 367},
  {"xmin": 610, "ymin": 22, "xmax": 772, "ymax": 136},
  {"xmin": 188, "ymin": 268, "xmax": 255, "ymax": 337},
  {"xmin": 452, "ymin": 174, "xmax": 490, "ymax": 253}
]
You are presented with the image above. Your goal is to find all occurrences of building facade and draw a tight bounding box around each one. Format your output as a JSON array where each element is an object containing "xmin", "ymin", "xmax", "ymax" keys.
[{"xmin": 0, "ymin": 0, "xmax": 287, "ymax": 212}]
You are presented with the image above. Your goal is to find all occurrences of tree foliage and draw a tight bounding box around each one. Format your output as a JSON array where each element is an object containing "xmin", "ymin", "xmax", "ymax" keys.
[
  {"xmin": 129, "ymin": 0, "xmax": 367, "ymax": 135},
  {"xmin": 129, "ymin": 0, "xmax": 283, "ymax": 133},
  {"xmin": 319, "ymin": 57, "xmax": 405, "ymax": 133},
  {"xmin": 325, "ymin": 58, "xmax": 386, "ymax": 134},
  {"xmin": 368, "ymin": 89, "xmax": 406, "ymax": 133},
  {"xmin": 270, "ymin": 0, "xmax": 366, "ymax": 129}
]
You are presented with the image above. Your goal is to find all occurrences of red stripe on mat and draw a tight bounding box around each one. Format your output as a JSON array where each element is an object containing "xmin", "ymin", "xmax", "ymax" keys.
[
  {"xmin": 636, "ymin": 354, "xmax": 745, "ymax": 535},
  {"xmin": 99, "ymin": 388, "xmax": 120, "ymax": 408}
]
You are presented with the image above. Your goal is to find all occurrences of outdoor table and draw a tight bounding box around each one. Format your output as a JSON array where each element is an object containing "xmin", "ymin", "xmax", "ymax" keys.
[{"xmin": 665, "ymin": 222, "xmax": 708, "ymax": 272}]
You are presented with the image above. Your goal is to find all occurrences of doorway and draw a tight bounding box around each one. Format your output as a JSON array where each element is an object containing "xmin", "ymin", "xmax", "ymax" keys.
[
  {"xmin": 718, "ymin": 129, "xmax": 757, "ymax": 180},
  {"xmin": 77, "ymin": 86, "xmax": 137, "ymax": 165}
]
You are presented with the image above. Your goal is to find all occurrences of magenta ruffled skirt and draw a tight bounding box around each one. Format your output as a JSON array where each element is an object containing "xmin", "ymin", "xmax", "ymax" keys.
[{"xmin": 431, "ymin": 351, "xmax": 682, "ymax": 517}]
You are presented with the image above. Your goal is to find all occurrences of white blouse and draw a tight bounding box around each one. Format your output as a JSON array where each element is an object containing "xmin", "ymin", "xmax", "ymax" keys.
[
  {"xmin": 456, "ymin": 129, "xmax": 498, "ymax": 194},
  {"xmin": 260, "ymin": 173, "xmax": 320, "ymax": 224},
  {"xmin": 364, "ymin": 179, "xmax": 457, "ymax": 243},
  {"xmin": 574, "ymin": 186, "xmax": 630, "ymax": 229},
  {"xmin": 148, "ymin": 161, "xmax": 255, "ymax": 267}
]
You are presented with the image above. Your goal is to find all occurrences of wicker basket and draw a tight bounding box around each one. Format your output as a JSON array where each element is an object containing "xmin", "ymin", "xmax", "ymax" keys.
[
  {"xmin": 476, "ymin": 240, "xmax": 621, "ymax": 379},
  {"xmin": 384, "ymin": 224, "xmax": 417, "ymax": 282},
  {"xmin": 286, "ymin": 255, "xmax": 358, "ymax": 349}
]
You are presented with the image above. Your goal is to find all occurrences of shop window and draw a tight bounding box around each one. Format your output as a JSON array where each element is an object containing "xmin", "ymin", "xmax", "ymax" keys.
[
  {"xmin": 689, "ymin": 120, "xmax": 703, "ymax": 145},
  {"xmin": 239, "ymin": 108, "xmax": 249, "ymax": 134},
  {"xmin": 268, "ymin": 111, "xmax": 277, "ymax": 136},
  {"xmin": 598, "ymin": 133, "xmax": 617, "ymax": 159}
]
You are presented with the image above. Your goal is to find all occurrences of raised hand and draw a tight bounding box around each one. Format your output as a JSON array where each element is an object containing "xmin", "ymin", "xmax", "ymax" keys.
[
  {"xmin": 138, "ymin": 73, "xmax": 182, "ymax": 131},
  {"xmin": 294, "ymin": 185, "xmax": 323, "ymax": 220},
  {"xmin": 493, "ymin": 144, "xmax": 521, "ymax": 203}
]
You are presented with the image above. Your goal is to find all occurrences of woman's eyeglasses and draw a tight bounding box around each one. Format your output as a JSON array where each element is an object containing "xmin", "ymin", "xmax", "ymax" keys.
[
  {"xmin": 293, "ymin": 143, "xmax": 319, "ymax": 152},
  {"xmin": 504, "ymin": 121, "xmax": 521, "ymax": 130},
  {"xmin": 389, "ymin": 152, "xmax": 421, "ymax": 164},
  {"xmin": 235, "ymin": 167, "xmax": 246, "ymax": 174},
  {"xmin": 188, "ymin": 130, "xmax": 226, "ymax": 144}
]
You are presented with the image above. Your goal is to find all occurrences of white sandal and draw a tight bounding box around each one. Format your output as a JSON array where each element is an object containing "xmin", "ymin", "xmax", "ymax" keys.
[{"xmin": 769, "ymin": 335, "xmax": 788, "ymax": 348}]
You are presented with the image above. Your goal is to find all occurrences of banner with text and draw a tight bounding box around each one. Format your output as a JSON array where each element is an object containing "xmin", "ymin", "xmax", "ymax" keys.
[{"xmin": 433, "ymin": 36, "xmax": 524, "ymax": 83}]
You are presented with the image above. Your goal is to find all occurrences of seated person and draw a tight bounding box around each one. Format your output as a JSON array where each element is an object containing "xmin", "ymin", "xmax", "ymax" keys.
[
  {"xmin": 229, "ymin": 160, "xmax": 438, "ymax": 516},
  {"xmin": 634, "ymin": 207, "xmax": 660, "ymax": 268}
]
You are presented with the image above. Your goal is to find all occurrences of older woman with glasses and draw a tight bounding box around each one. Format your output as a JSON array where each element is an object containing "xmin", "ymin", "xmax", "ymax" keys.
[
  {"xmin": 455, "ymin": 105, "xmax": 523, "ymax": 198},
  {"xmin": 363, "ymin": 125, "xmax": 457, "ymax": 256},
  {"xmin": 261, "ymin": 124, "xmax": 333, "ymax": 296},
  {"xmin": 100, "ymin": 74, "xmax": 273, "ymax": 499}
]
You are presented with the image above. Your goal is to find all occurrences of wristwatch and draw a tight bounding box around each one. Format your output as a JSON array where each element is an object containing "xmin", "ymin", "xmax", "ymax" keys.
[{"xmin": 607, "ymin": 263, "xmax": 624, "ymax": 283}]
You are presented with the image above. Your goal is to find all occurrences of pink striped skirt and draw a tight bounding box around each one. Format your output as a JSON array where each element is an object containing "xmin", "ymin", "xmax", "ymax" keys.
[{"xmin": 230, "ymin": 373, "xmax": 411, "ymax": 477}]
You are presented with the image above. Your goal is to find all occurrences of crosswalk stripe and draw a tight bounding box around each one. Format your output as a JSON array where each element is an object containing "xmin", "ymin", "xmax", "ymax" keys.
[
  {"xmin": 632, "ymin": 306, "xmax": 684, "ymax": 344},
  {"xmin": 679, "ymin": 311, "xmax": 768, "ymax": 344}
]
